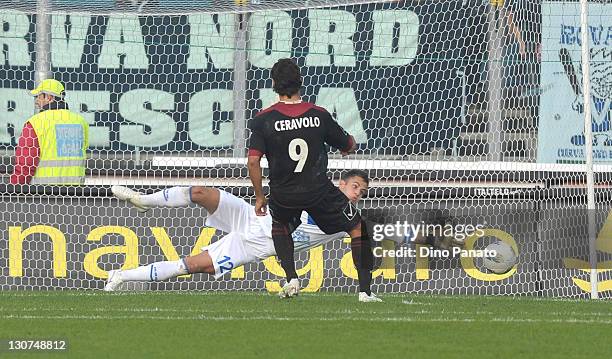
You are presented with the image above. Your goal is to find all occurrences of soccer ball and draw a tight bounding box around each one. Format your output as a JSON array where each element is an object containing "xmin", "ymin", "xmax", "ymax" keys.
[{"xmin": 483, "ymin": 241, "xmax": 517, "ymax": 274}]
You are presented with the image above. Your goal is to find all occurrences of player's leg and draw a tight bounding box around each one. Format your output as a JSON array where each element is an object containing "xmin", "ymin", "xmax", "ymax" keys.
[
  {"xmin": 112, "ymin": 186, "xmax": 256, "ymax": 237},
  {"xmin": 184, "ymin": 251, "xmax": 215, "ymax": 274},
  {"xmin": 268, "ymin": 199, "xmax": 297, "ymax": 283},
  {"xmin": 203, "ymin": 189, "xmax": 259, "ymax": 234},
  {"xmin": 268, "ymin": 199, "xmax": 302, "ymax": 297},
  {"xmin": 104, "ymin": 257, "xmax": 192, "ymax": 291},
  {"xmin": 111, "ymin": 185, "xmax": 193, "ymax": 212},
  {"xmin": 104, "ymin": 252, "xmax": 217, "ymax": 291},
  {"xmin": 197, "ymin": 231, "xmax": 255, "ymax": 279},
  {"xmin": 114, "ymin": 186, "xmax": 252, "ymax": 234},
  {"xmin": 104, "ymin": 231, "xmax": 253, "ymax": 291},
  {"xmin": 189, "ymin": 186, "xmax": 220, "ymax": 214},
  {"xmin": 112, "ymin": 185, "xmax": 226, "ymax": 223},
  {"xmin": 346, "ymin": 220, "xmax": 380, "ymax": 301},
  {"xmin": 307, "ymin": 186, "xmax": 381, "ymax": 302}
]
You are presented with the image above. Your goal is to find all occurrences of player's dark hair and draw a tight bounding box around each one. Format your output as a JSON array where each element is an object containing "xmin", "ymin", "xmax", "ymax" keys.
[
  {"xmin": 271, "ymin": 58, "xmax": 302, "ymax": 97},
  {"xmin": 341, "ymin": 169, "xmax": 369, "ymax": 186}
]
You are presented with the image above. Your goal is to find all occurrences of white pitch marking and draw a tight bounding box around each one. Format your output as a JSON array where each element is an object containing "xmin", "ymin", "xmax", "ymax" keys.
[
  {"xmin": 1, "ymin": 314, "xmax": 611, "ymax": 324},
  {"xmin": 2, "ymin": 307, "xmax": 612, "ymax": 317}
]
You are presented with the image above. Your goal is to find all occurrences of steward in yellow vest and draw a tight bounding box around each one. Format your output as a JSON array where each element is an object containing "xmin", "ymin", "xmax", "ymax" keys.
[{"xmin": 10, "ymin": 79, "xmax": 89, "ymax": 185}]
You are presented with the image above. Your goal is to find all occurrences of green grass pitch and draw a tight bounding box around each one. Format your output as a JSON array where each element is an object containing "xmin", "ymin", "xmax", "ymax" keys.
[{"xmin": 0, "ymin": 291, "xmax": 610, "ymax": 358}]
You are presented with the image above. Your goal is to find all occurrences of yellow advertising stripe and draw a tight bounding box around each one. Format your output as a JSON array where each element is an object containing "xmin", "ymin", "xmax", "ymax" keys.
[
  {"xmin": 562, "ymin": 258, "xmax": 612, "ymax": 273},
  {"xmin": 572, "ymin": 278, "xmax": 612, "ymax": 293}
]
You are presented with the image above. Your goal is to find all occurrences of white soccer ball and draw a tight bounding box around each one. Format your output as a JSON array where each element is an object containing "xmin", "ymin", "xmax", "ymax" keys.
[{"xmin": 483, "ymin": 241, "xmax": 517, "ymax": 274}]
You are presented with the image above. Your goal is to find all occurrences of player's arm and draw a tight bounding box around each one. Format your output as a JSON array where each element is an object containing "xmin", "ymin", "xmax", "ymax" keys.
[
  {"xmin": 247, "ymin": 155, "xmax": 267, "ymax": 216},
  {"xmin": 322, "ymin": 112, "xmax": 356, "ymax": 155},
  {"xmin": 247, "ymin": 118, "xmax": 268, "ymax": 216},
  {"xmin": 340, "ymin": 137, "xmax": 357, "ymax": 156}
]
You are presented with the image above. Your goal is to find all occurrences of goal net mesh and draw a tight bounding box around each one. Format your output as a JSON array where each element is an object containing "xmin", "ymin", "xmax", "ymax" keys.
[{"xmin": 0, "ymin": 0, "xmax": 610, "ymax": 298}]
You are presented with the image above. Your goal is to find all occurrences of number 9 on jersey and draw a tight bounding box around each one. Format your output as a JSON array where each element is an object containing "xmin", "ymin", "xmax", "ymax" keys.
[{"xmin": 289, "ymin": 138, "xmax": 309, "ymax": 173}]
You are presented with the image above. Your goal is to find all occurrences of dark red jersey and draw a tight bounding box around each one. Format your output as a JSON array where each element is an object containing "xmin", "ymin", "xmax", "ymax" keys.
[{"xmin": 248, "ymin": 101, "xmax": 353, "ymax": 207}]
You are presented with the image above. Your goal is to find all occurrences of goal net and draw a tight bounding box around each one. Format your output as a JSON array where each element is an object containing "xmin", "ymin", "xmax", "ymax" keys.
[{"xmin": 0, "ymin": 0, "xmax": 610, "ymax": 298}]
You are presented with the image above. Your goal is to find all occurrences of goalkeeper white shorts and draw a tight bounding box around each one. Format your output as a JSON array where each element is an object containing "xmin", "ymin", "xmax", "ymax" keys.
[{"xmin": 203, "ymin": 190, "xmax": 275, "ymax": 279}]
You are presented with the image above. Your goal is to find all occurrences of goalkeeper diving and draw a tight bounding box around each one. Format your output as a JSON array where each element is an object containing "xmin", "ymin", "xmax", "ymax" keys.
[{"xmin": 104, "ymin": 170, "xmax": 383, "ymax": 302}]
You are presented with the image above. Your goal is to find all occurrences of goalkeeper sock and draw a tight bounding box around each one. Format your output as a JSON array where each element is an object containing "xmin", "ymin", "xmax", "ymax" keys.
[
  {"xmin": 138, "ymin": 187, "xmax": 192, "ymax": 207},
  {"xmin": 272, "ymin": 221, "xmax": 298, "ymax": 281},
  {"xmin": 120, "ymin": 259, "xmax": 188, "ymax": 281}
]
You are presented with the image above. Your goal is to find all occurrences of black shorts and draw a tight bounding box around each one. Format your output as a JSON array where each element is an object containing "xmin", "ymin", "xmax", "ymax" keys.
[{"xmin": 268, "ymin": 184, "xmax": 361, "ymax": 235}]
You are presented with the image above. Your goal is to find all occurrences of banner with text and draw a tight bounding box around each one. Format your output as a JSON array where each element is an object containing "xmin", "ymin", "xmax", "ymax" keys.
[
  {"xmin": 538, "ymin": 1, "xmax": 612, "ymax": 163},
  {"xmin": 1, "ymin": 193, "xmax": 610, "ymax": 297},
  {"xmin": 0, "ymin": 1, "xmax": 472, "ymax": 155}
]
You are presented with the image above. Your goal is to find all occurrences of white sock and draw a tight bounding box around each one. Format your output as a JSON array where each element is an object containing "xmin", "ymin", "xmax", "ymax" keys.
[
  {"xmin": 120, "ymin": 260, "xmax": 188, "ymax": 281},
  {"xmin": 138, "ymin": 187, "xmax": 192, "ymax": 207}
]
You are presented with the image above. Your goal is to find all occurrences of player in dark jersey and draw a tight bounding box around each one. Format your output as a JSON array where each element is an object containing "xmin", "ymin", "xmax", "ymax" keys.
[{"xmin": 247, "ymin": 58, "xmax": 375, "ymax": 299}]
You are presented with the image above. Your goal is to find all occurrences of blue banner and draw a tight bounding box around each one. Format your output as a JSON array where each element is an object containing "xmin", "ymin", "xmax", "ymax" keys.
[{"xmin": 538, "ymin": 1, "xmax": 612, "ymax": 163}]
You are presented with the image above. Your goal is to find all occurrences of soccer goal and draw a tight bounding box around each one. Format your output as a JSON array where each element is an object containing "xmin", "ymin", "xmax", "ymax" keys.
[{"xmin": 0, "ymin": 0, "xmax": 610, "ymax": 299}]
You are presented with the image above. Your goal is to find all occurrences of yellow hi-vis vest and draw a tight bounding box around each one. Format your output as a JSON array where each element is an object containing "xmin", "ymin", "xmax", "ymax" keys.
[{"xmin": 26, "ymin": 109, "xmax": 89, "ymax": 185}]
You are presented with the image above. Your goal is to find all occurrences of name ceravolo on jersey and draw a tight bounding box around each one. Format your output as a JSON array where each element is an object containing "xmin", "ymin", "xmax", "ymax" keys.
[
  {"xmin": 248, "ymin": 101, "xmax": 352, "ymax": 203},
  {"xmin": 274, "ymin": 117, "xmax": 321, "ymax": 132}
]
